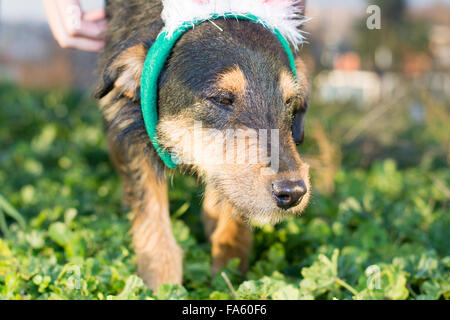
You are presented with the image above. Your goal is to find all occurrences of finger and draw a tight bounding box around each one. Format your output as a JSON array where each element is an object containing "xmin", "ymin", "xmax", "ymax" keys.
[
  {"xmin": 75, "ymin": 19, "xmax": 107, "ymax": 39},
  {"xmin": 59, "ymin": 1, "xmax": 106, "ymax": 40},
  {"xmin": 55, "ymin": 0, "xmax": 105, "ymax": 40},
  {"xmin": 62, "ymin": 37, "xmax": 105, "ymax": 52},
  {"xmin": 44, "ymin": 0, "xmax": 72, "ymax": 46},
  {"xmin": 44, "ymin": 0, "xmax": 105, "ymax": 52},
  {"xmin": 83, "ymin": 9, "xmax": 106, "ymax": 22},
  {"xmin": 56, "ymin": 0, "xmax": 84, "ymax": 36}
]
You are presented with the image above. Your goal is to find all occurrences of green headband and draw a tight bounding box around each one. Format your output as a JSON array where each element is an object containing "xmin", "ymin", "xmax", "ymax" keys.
[{"xmin": 140, "ymin": 13, "xmax": 297, "ymax": 168}]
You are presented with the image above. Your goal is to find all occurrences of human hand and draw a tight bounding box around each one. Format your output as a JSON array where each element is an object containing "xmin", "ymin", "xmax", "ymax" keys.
[{"xmin": 43, "ymin": 0, "xmax": 107, "ymax": 52}]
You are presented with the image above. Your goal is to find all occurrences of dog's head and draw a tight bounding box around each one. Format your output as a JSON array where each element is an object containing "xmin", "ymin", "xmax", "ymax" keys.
[{"xmin": 97, "ymin": 18, "xmax": 310, "ymax": 225}]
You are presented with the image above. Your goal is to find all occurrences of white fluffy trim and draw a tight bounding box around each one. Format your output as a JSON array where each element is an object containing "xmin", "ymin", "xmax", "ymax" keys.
[{"xmin": 161, "ymin": 0, "xmax": 309, "ymax": 49}]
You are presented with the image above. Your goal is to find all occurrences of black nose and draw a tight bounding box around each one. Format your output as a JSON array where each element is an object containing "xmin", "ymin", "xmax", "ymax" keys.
[{"xmin": 272, "ymin": 180, "xmax": 307, "ymax": 209}]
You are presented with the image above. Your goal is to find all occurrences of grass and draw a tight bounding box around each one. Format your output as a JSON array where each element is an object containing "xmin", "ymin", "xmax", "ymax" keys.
[{"xmin": 0, "ymin": 82, "xmax": 448, "ymax": 300}]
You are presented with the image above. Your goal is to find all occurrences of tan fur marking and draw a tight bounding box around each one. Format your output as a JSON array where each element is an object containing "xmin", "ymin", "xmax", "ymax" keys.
[
  {"xmin": 130, "ymin": 157, "xmax": 182, "ymax": 290},
  {"xmin": 280, "ymin": 69, "xmax": 299, "ymax": 103},
  {"xmin": 202, "ymin": 187, "xmax": 252, "ymax": 274},
  {"xmin": 202, "ymin": 186, "xmax": 221, "ymax": 239},
  {"xmin": 113, "ymin": 44, "xmax": 147, "ymax": 99},
  {"xmin": 217, "ymin": 66, "xmax": 247, "ymax": 96},
  {"xmin": 102, "ymin": 99, "xmax": 123, "ymax": 122},
  {"xmin": 294, "ymin": 57, "xmax": 310, "ymax": 97},
  {"xmin": 280, "ymin": 58, "xmax": 310, "ymax": 105}
]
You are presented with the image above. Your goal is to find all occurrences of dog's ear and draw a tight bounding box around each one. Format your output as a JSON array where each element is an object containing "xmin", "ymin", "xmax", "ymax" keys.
[{"xmin": 95, "ymin": 42, "xmax": 149, "ymax": 100}]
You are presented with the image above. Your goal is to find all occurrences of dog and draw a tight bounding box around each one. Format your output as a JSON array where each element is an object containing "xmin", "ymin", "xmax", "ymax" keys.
[{"xmin": 95, "ymin": 0, "xmax": 311, "ymax": 291}]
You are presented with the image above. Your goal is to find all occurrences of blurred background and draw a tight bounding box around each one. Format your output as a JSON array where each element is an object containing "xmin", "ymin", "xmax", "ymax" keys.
[
  {"xmin": 0, "ymin": 0, "xmax": 103, "ymax": 88},
  {"xmin": 0, "ymin": 0, "xmax": 449, "ymax": 300}
]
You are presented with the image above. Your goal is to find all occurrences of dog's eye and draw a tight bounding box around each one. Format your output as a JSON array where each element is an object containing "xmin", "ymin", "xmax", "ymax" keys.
[
  {"xmin": 214, "ymin": 97, "xmax": 233, "ymax": 105},
  {"xmin": 209, "ymin": 94, "xmax": 234, "ymax": 110}
]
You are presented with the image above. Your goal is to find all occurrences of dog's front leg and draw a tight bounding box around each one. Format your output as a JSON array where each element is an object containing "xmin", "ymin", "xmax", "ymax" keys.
[
  {"xmin": 96, "ymin": 41, "xmax": 183, "ymax": 290},
  {"xmin": 202, "ymin": 187, "xmax": 252, "ymax": 274},
  {"xmin": 130, "ymin": 166, "xmax": 182, "ymax": 291}
]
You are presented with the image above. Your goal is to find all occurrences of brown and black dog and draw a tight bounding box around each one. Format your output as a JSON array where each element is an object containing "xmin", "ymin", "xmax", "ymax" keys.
[{"xmin": 95, "ymin": 0, "xmax": 310, "ymax": 290}]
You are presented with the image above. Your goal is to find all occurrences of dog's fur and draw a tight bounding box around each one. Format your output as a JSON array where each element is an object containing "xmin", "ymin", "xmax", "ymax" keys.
[{"xmin": 96, "ymin": 0, "xmax": 311, "ymax": 290}]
